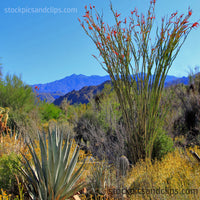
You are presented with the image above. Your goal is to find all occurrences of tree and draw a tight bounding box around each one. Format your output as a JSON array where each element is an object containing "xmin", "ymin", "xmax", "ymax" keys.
[
  {"xmin": 0, "ymin": 74, "xmax": 37, "ymax": 135},
  {"xmin": 80, "ymin": 1, "xmax": 199, "ymax": 163}
]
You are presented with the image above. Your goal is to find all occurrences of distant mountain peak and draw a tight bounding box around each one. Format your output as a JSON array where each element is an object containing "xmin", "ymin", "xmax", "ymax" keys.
[{"xmin": 30, "ymin": 74, "xmax": 189, "ymax": 104}]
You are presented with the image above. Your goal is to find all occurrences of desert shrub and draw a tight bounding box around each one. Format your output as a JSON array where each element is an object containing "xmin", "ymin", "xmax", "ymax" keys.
[
  {"xmin": 152, "ymin": 131, "xmax": 174, "ymax": 160},
  {"xmin": 0, "ymin": 74, "xmax": 39, "ymax": 136},
  {"xmin": 74, "ymin": 110, "xmax": 127, "ymax": 165},
  {"xmin": 0, "ymin": 153, "xmax": 21, "ymax": 195},
  {"xmin": 0, "ymin": 133, "xmax": 27, "ymax": 157},
  {"xmin": 173, "ymin": 75, "xmax": 200, "ymax": 147},
  {"xmin": 0, "ymin": 74, "xmax": 35, "ymax": 111},
  {"xmin": 96, "ymin": 86, "xmax": 122, "ymax": 132},
  {"xmin": 39, "ymin": 101, "xmax": 65, "ymax": 122},
  {"xmin": 86, "ymin": 160, "xmax": 118, "ymax": 199}
]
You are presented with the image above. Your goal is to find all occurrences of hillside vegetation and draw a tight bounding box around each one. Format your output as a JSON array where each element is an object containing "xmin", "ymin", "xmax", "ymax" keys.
[{"xmin": 0, "ymin": 69, "xmax": 200, "ymax": 199}]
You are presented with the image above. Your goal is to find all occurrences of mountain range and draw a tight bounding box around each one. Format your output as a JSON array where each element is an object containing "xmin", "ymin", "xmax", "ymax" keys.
[
  {"xmin": 30, "ymin": 74, "xmax": 189, "ymax": 105},
  {"xmin": 32, "ymin": 74, "xmax": 110, "ymax": 94}
]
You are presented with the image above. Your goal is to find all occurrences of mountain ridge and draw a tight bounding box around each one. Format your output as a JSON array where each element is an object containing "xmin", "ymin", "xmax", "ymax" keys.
[
  {"xmin": 31, "ymin": 74, "xmax": 110, "ymax": 94},
  {"xmin": 30, "ymin": 74, "xmax": 189, "ymax": 104}
]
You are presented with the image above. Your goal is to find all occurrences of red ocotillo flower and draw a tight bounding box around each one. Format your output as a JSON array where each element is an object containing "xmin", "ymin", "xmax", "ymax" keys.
[
  {"xmin": 116, "ymin": 12, "xmax": 120, "ymax": 18},
  {"xmin": 34, "ymin": 86, "xmax": 39, "ymax": 90},
  {"xmin": 182, "ymin": 19, "xmax": 189, "ymax": 24},
  {"xmin": 148, "ymin": 16, "xmax": 155, "ymax": 20},
  {"xmin": 113, "ymin": 51, "xmax": 118, "ymax": 56},
  {"xmin": 171, "ymin": 12, "xmax": 178, "ymax": 18},
  {"xmin": 191, "ymin": 22, "xmax": 199, "ymax": 28},
  {"xmin": 124, "ymin": 18, "xmax": 127, "ymax": 24},
  {"xmin": 107, "ymin": 34, "xmax": 111, "ymax": 40},
  {"xmin": 188, "ymin": 11, "xmax": 192, "ymax": 16},
  {"xmin": 113, "ymin": 30, "xmax": 117, "ymax": 36},
  {"xmin": 117, "ymin": 21, "xmax": 122, "ymax": 26},
  {"xmin": 97, "ymin": 41, "xmax": 101, "ymax": 46},
  {"xmin": 83, "ymin": 14, "xmax": 89, "ymax": 18}
]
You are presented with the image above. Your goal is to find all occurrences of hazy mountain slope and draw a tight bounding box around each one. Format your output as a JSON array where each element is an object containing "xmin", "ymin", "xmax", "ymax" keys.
[
  {"xmin": 53, "ymin": 80, "xmax": 111, "ymax": 105},
  {"xmin": 53, "ymin": 75, "xmax": 189, "ymax": 106},
  {"xmin": 30, "ymin": 74, "xmax": 189, "ymax": 104},
  {"xmin": 31, "ymin": 74, "xmax": 110, "ymax": 94}
]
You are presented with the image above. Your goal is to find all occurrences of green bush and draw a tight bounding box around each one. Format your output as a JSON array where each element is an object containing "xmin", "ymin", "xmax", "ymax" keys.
[
  {"xmin": 152, "ymin": 131, "xmax": 174, "ymax": 160},
  {"xmin": 97, "ymin": 88, "xmax": 122, "ymax": 132},
  {"xmin": 0, "ymin": 153, "xmax": 21, "ymax": 193},
  {"xmin": 0, "ymin": 73, "xmax": 38, "ymax": 135},
  {"xmin": 0, "ymin": 74, "xmax": 35, "ymax": 111},
  {"xmin": 39, "ymin": 102, "xmax": 65, "ymax": 122}
]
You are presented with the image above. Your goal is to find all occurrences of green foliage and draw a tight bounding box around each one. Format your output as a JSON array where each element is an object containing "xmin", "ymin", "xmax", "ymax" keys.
[
  {"xmin": 0, "ymin": 74, "xmax": 35, "ymax": 111},
  {"xmin": 19, "ymin": 128, "xmax": 86, "ymax": 200},
  {"xmin": 0, "ymin": 74, "xmax": 38, "ymax": 135},
  {"xmin": 97, "ymin": 85, "xmax": 122, "ymax": 132},
  {"xmin": 0, "ymin": 153, "xmax": 21, "ymax": 193},
  {"xmin": 152, "ymin": 132, "xmax": 174, "ymax": 160},
  {"xmin": 39, "ymin": 102, "xmax": 65, "ymax": 122}
]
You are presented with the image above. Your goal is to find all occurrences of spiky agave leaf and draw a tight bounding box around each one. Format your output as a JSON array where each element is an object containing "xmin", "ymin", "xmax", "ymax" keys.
[{"xmin": 19, "ymin": 128, "xmax": 86, "ymax": 200}]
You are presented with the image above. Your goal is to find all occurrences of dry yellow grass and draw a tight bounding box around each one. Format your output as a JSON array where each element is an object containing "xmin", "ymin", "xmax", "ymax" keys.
[{"xmin": 124, "ymin": 147, "xmax": 200, "ymax": 200}]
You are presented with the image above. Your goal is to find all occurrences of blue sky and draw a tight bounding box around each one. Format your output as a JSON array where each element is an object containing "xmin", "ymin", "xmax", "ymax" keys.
[{"xmin": 0, "ymin": 0, "xmax": 200, "ymax": 84}]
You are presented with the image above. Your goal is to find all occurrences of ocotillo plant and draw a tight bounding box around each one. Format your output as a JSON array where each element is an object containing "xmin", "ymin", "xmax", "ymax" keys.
[{"xmin": 79, "ymin": 1, "xmax": 199, "ymax": 164}]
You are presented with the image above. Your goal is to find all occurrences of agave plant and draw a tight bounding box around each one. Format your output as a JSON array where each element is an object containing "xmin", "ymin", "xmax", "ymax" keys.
[{"xmin": 19, "ymin": 128, "xmax": 86, "ymax": 200}]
